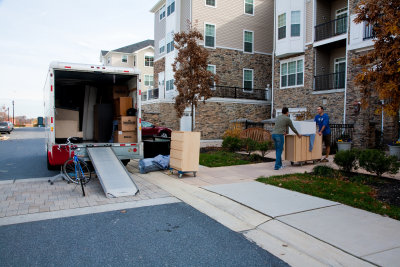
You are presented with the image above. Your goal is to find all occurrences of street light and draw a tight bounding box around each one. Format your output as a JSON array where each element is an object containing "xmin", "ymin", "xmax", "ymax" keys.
[
  {"xmin": 7, "ymin": 107, "xmax": 9, "ymax": 121},
  {"xmin": 12, "ymin": 100, "xmax": 14, "ymax": 125}
]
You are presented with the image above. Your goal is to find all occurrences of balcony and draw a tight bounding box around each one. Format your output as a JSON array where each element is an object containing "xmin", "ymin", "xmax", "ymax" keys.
[
  {"xmin": 314, "ymin": 72, "xmax": 345, "ymax": 91},
  {"xmin": 212, "ymin": 85, "xmax": 271, "ymax": 101},
  {"xmin": 142, "ymin": 88, "xmax": 159, "ymax": 101},
  {"xmin": 315, "ymin": 16, "xmax": 347, "ymax": 42}
]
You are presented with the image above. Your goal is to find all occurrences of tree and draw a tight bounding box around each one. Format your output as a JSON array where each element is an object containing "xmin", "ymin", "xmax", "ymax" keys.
[
  {"xmin": 172, "ymin": 24, "xmax": 219, "ymax": 131},
  {"xmin": 353, "ymin": 0, "xmax": 400, "ymax": 116}
]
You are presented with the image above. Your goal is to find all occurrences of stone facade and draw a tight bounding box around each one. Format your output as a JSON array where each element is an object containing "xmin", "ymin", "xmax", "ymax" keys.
[
  {"xmin": 207, "ymin": 48, "xmax": 273, "ymax": 89},
  {"xmin": 273, "ymin": 45, "xmax": 345, "ymax": 123},
  {"xmin": 142, "ymin": 100, "xmax": 270, "ymax": 139},
  {"xmin": 153, "ymin": 57, "xmax": 165, "ymax": 89}
]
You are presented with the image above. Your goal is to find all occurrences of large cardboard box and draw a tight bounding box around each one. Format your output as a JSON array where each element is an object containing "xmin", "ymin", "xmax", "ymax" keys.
[
  {"xmin": 114, "ymin": 97, "xmax": 133, "ymax": 116},
  {"xmin": 118, "ymin": 116, "xmax": 137, "ymax": 131},
  {"xmin": 55, "ymin": 120, "xmax": 83, "ymax": 138},
  {"xmin": 112, "ymin": 85, "xmax": 129, "ymax": 99},
  {"xmin": 55, "ymin": 108, "xmax": 79, "ymax": 121},
  {"xmin": 114, "ymin": 131, "xmax": 137, "ymax": 143}
]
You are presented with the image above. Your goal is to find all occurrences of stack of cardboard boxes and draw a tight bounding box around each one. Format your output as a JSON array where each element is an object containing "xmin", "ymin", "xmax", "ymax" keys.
[
  {"xmin": 113, "ymin": 85, "xmax": 137, "ymax": 143},
  {"xmin": 55, "ymin": 108, "xmax": 83, "ymax": 139}
]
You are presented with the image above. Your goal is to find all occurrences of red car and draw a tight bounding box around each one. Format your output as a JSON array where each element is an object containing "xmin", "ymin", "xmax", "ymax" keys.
[{"xmin": 141, "ymin": 121, "xmax": 171, "ymax": 138}]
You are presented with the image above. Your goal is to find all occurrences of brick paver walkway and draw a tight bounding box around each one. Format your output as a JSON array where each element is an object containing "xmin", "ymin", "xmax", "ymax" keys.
[{"xmin": 0, "ymin": 165, "xmax": 171, "ymax": 218}]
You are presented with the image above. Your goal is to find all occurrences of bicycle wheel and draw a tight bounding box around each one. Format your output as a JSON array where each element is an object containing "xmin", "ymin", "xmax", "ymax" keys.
[{"xmin": 63, "ymin": 158, "xmax": 92, "ymax": 185}]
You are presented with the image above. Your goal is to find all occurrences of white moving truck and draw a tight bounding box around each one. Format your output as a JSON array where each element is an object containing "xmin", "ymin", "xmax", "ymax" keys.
[{"xmin": 44, "ymin": 62, "xmax": 143, "ymax": 171}]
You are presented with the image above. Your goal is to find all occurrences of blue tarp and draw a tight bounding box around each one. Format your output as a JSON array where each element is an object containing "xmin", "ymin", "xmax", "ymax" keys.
[{"xmin": 138, "ymin": 155, "xmax": 170, "ymax": 174}]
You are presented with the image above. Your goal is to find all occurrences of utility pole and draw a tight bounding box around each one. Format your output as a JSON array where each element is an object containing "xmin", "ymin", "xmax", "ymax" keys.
[
  {"xmin": 12, "ymin": 100, "xmax": 14, "ymax": 125},
  {"xmin": 7, "ymin": 107, "xmax": 9, "ymax": 121}
]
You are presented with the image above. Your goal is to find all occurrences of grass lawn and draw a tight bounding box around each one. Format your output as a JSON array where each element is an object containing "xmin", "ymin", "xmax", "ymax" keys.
[
  {"xmin": 200, "ymin": 151, "xmax": 251, "ymax": 167},
  {"xmin": 257, "ymin": 173, "xmax": 400, "ymax": 220}
]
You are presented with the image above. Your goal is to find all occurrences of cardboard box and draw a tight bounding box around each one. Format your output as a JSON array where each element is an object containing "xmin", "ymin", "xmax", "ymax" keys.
[
  {"xmin": 55, "ymin": 108, "xmax": 79, "ymax": 121},
  {"xmin": 114, "ymin": 97, "xmax": 133, "ymax": 116},
  {"xmin": 114, "ymin": 131, "xmax": 137, "ymax": 143},
  {"xmin": 113, "ymin": 85, "xmax": 129, "ymax": 99},
  {"xmin": 55, "ymin": 120, "xmax": 80, "ymax": 138},
  {"xmin": 118, "ymin": 116, "xmax": 137, "ymax": 131}
]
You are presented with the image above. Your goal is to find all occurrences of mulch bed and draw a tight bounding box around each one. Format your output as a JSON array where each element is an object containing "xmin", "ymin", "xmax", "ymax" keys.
[
  {"xmin": 200, "ymin": 147, "xmax": 275, "ymax": 163},
  {"xmin": 367, "ymin": 177, "xmax": 400, "ymax": 208}
]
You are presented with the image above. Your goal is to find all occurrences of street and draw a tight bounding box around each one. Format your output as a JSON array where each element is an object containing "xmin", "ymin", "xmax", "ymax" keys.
[
  {"xmin": 0, "ymin": 202, "xmax": 288, "ymax": 267},
  {"xmin": 0, "ymin": 127, "xmax": 58, "ymax": 180}
]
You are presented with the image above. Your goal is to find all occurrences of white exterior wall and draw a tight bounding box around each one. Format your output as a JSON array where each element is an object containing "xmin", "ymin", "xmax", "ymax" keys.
[
  {"xmin": 348, "ymin": 14, "xmax": 374, "ymax": 51},
  {"xmin": 275, "ymin": 0, "xmax": 305, "ymax": 57}
]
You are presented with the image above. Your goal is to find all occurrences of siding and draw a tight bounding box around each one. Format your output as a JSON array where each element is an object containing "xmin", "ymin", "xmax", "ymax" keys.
[
  {"xmin": 154, "ymin": 7, "xmax": 166, "ymax": 60},
  {"xmin": 138, "ymin": 47, "xmax": 155, "ymax": 92},
  {"xmin": 192, "ymin": 0, "xmax": 274, "ymax": 53},
  {"xmin": 180, "ymin": 0, "xmax": 192, "ymax": 32},
  {"xmin": 329, "ymin": 46, "xmax": 346, "ymax": 73},
  {"xmin": 315, "ymin": 0, "xmax": 330, "ymax": 25},
  {"xmin": 306, "ymin": 0, "xmax": 313, "ymax": 43},
  {"xmin": 110, "ymin": 53, "xmax": 134, "ymax": 67},
  {"xmin": 331, "ymin": 0, "xmax": 347, "ymax": 19}
]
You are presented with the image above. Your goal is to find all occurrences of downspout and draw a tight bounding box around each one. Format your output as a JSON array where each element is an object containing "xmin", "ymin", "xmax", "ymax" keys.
[
  {"xmin": 343, "ymin": 0, "xmax": 350, "ymax": 124},
  {"xmin": 271, "ymin": 0, "xmax": 276, "ymax": 119}
]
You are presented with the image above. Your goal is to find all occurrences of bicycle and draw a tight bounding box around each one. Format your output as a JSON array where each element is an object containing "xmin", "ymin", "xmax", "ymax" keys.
[{"xmin": 62, "ymin": 137, "xmax": 92, "ymax": 196}]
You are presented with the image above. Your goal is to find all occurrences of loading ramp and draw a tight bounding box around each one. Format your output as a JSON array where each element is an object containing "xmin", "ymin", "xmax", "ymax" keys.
[{"xmin": 87, "ymin": 147, "xmax": 139, "ymax": 198}]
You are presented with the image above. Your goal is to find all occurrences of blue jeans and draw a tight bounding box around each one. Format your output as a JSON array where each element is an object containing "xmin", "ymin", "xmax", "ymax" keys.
[{"xmin": 272, "ymin": 134, "xmax": 284, "ymax": 169}]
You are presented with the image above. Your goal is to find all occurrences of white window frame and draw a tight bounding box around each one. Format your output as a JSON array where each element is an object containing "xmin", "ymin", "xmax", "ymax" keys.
[
  {"xmin": 121, "ymin": 54, "xmax": 128, "ymax": 63},
  {"xmin": 207, "ymin": 64, "xmax": 216, "ymax": 90},
  {"xmin": 167, "ymin": 31, "xmax": 175, "ymax": 53},
  {"xmin": 144, "ymin": 55, "xmax": 154, "ymax": 67},
  {"xmin": 166, "ymin": 79, "xmax": 174, "ymax": 91},
  {"xmin": 243, "ymin": 30, "xmax": 254, "ymax": 54},
  {"xmin": 167, "ymin": 0, "xmax": 175, "ymax": 16},
  {"xmin": 290, "ymin": 11, "xmax": 301, "ymax": 37},
  {"xmin": 107, "ymin": 57, "xmax": 110, "ymax": 64},
  {"xmin": 278, "ymin": 13, "xmax": 286, "ymax": 40},
  {"xmin": 243, "ymin": 68, "xmax": 254, "ymax": 92},
  {"xmin": 144, "ymin": 75, "xmax": 154, "ymax": 87},
  {"xmin": 204, "ymin": 23, "xmax": 216, "ymax": 49},
  {"xmin": 244, "ymin": 0, "xmax": 254, "ymax": 16},
  {"xmin": 159, "ymin": 5, "xmax": 166, "ymax": 21},
  {"xmin": 335, "ymin": 7, "xmax": 348, "ymax": 35},
  {"xmin": 133, "ymin": 55, "xmax": 136, "ymax": 67},
  {"xmin": 279, "ymin": 55, "xmax": 304, "ymax": 89},
  {"xmin": 205, "ymin": 0, "xmax": 216, "ymax": 8},
  {"xmin": 159, "ymin": 38, "xmax": 165, "ymax": 54}
]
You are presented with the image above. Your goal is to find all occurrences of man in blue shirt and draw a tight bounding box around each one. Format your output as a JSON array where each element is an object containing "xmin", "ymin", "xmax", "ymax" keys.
[{"xmin": 314, "ymin": 106, "xmax": 331, "ymax": 162}]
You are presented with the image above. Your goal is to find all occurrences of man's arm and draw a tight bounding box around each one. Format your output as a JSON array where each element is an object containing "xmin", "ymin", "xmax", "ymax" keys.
[{"xmin": 287, "ymin": 119, "xmax": 302, "ymax": 137}]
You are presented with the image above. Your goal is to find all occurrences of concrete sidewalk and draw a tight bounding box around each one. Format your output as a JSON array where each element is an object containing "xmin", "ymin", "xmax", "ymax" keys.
[{"xmin": 129, "ymin": 158, "xmax": 400, "ymax": 267}]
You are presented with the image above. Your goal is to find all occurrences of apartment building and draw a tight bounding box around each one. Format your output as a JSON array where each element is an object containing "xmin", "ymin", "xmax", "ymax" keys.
[
  {"xmin": 272, "ymin": 0, "xmax": 397, "ymax": 147},
  {"xmin": 146, "ymin": 0, "xmax": 274, "ymax": 139},
  {"xmin": 100, "ymin": 40, "xmax": 155, "ymax": 95}
]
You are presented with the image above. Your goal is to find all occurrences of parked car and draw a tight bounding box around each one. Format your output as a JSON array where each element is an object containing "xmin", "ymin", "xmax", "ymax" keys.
[
  {"xmin": 141, "ymin": 121, "xmax": 171, "ymax": 138},
  {"xmin": 0, "ymin": 121, "xmax": 13, "ymax": 134}
]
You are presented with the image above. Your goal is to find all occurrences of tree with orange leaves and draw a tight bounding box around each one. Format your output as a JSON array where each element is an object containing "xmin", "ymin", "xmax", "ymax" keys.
[
  {"xmin": 172, "ymin": 24, "xmax": 218, "ymax": 131},
  {"xmin": 353, "ymin": 0, "xmax": 400, "ymax": 116}
]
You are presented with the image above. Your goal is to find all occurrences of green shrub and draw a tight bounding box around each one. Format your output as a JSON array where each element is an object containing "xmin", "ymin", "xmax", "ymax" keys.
[
  {"xmin": 358, "ymin": 149, "xmax": 400, "ymax": 177},
  {"xmin": 222, "ymin": 136, "xmax": 242, "ymax": 152},
  {"xmin": 258, "ymin": 141, "xmax": 272, "ymax": 157},
  {"xmin": 334, "ymin": 149, "xmax": 359, "ymax": 173},
  {"xmin": 312, "ymin": 165, "xmax": 337, "ymax": 178},
  {"xmin": 241, "ymin": 138, "xmax": 258, "ymax": 156}
]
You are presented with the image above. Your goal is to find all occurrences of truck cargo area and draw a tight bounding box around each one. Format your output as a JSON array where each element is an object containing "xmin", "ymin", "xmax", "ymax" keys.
[{"xmin": 54, "ymin": 70, "xmax": 138, "ymax": 144}]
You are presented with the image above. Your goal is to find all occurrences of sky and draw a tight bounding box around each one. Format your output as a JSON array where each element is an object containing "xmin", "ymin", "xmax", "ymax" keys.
[{"xmin": 0, "ymin": 0, "xmax": 155, "ymax": 118}]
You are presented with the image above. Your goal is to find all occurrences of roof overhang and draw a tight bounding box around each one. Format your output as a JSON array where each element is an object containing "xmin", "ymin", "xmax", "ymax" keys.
[{"xmin": 150, "ymin": 0, "xmax": 165, "ymax": 13}]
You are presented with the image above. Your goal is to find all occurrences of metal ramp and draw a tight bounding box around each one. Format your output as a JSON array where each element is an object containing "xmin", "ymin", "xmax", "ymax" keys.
[{"xmin": 87, "ymin": 147, "xmax": 139, "ymax": 198}]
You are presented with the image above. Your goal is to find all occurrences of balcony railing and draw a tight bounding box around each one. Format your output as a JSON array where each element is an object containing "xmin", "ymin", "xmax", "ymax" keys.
[
  {"xmin": 141, "ymin": 88, "xmax": 159, "ymax": 101},
  {"xmin": 314, "ymin": 72, "xmax": 346, "ymax": 91},
  {"xmin": 315, "ymin": 16, "xmax": 347, "ymax": 42},
  {"xmin": 363, "ymin": 23, "xmax": 375, "ymax": 40},
  {"xmin": 212, "ymin": 85, "xmax": 271, "ymax": 101}
]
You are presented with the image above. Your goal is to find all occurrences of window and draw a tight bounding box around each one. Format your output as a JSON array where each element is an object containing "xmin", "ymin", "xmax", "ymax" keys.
[
  {"xmin": 166, "ymin": 79, "xmax": 174, "ymax": 91},
  {"xmin": 144, "ymin": 75, "xmax": 154, "ymax": 87},
  {"xmin": 145, "ymin": 56, "xmax": 154, "ymax": 67},
  {"xmin": 159, "ymin": 5, "xmax": 166, "ymax": 20},
  {"xmin": 280, "ymin": 58, "xmax": 304, "ymax": 88},
  {"xmin": 244, "ymin": 30, "xmax": 253, "ymax": 53},
  {"xmin": 122, "ymin": 55, "xmax": 128, "ymax": 63},
  {"xmin": 243, "ymin": 69, "xmax": 253, "ymax": 91},
  {"xmin": 335, "ymin": 7, "xmax": 347, "ymax": 35},
  {"xmin": 167, "ymin": 0, "xmax": 175, "ymax": 16},
  {"xmin": 207, "ymin": 65, "xmax": 216, "ymax": 90},
  {"xmin": 363, "ymin": 22, "xmax": 375, "ymax": 40},
  {"xmin": 159, "ymin": 39, "xmax": 165, "ymax": 54},
  {"xmin": 334, "ymin": 58, "xmax": 346, "ymax": 89},
  {"xmin": 206, "ymin": 0, "xmax": 215, "ymax": 7},
  {"xmin": 278, "ymin": 13, "xmax": 286, "ymax": 39},
  {"xmin": 291, "ymin": 11, "xmax": 300, "ymax": 37},
  {"xmin": 107, "ymin": 57, "xmax": 110, "ymax": 64},
  {"xmin": 167, "ymin": 31, "xmax": 174, "ymax": 53},
  {"xmin": 244, "ymin": 0, "xmax": 254, "ymax": 15},
  {"xmin": 205, "ymin": 24, "xmax": 216, "ymax": 48}
]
